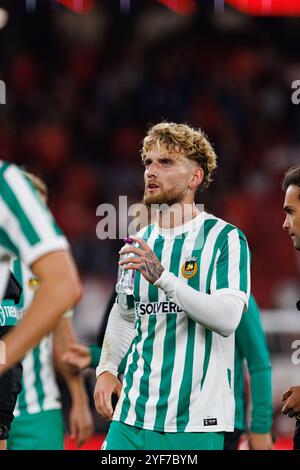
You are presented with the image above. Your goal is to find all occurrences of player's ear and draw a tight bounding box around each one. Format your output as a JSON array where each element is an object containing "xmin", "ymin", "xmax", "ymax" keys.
[{"xmin": 189, "ymin": 166, "xmax": 204, "ymax": 190}]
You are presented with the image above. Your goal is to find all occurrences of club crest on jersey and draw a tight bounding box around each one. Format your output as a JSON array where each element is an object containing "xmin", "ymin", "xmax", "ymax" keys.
[
  {"xmin": 181, "ymin": 256, "xmax": 198, "ymax": 279},
  {"xmin": 28, "ymin": 278, "xmax": 40, "ymax": 291}
]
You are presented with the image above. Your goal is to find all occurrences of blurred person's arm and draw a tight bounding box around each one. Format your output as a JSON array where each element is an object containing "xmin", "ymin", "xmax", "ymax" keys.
[
  {"xmin": 235, "ymin": 295, "xmax": 273, "ymax": 450},
  {"xmin": 62, "ymin": 343, "xmax": 130, "ymax": 373},
  {"xmin": 62, "ymin": 343, "xmax": 98, "ymax": 371},
  {"xmin": 62, "ymin": 290, "xmax": 118, "ymax": 371},
  {"xmin": 53, "ymin": 315, "xmax": 93, "ymax": 447},
  {"xmin": 0, "ymin": 164, "xmax": 82, "ymax": 374},
  {"xmin": 281, "ymin": 387, "xmax": 300, "ymax": 418},
  {"xmin": 1, "ymin": 251, "xmax": 82, "ymax": 374}
]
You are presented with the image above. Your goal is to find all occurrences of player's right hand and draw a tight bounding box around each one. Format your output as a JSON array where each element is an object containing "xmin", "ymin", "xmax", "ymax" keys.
[{"xmin": 94, "ymin": 371, "xmax": 122, "ymax": 421}]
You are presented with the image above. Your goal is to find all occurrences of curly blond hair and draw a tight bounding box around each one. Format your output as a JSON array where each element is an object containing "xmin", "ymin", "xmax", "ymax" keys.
[
  {"xmin": 23, "ymin": 171, "xmax": 48, "ymax": 201},
  {"xmin": 141, "ymin": 122, "xmax": 217, "ymax": 190}
]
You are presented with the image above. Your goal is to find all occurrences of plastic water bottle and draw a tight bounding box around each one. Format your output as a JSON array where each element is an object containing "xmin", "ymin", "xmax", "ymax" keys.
[{"xmin": 116, "ymin": 237, "xmax": 135, "ymax": 295}]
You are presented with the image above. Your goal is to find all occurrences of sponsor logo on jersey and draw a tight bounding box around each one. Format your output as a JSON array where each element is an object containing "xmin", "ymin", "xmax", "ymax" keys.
[
  {"xmin": 181, "ymin": 256, "xmax": 198, "ymax": 279},
  {"xmin": 0, "ymin": 305, "xmax": 19, "ymax": 326},
  {"xmin": 135, "ymin": 301, "xmax": 183, "ymax": 317}
]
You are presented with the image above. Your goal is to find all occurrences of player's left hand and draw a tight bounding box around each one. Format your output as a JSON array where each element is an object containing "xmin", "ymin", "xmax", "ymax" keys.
[
  {"xmin": 69, "ymin": 400, "xmax": 94, "ymax": 447},
  {"xmin": 281, "ymin": 385, "xmax": 300, "ymax": 418},
  {"xmin": 119, "ymin": 236, "xmax": 164, "ymax": 284},
  {"xmin": 248, "ymin": 432, "xmax": 274, "ymax": 450}
]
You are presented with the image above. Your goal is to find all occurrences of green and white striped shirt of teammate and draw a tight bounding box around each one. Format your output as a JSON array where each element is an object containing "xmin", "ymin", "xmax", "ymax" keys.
[
  {"xmin": 113, "ymin": 211, "xmax": 250, "ymax": 433},
  {"xmin": 0, "ymin": 161, "xmax": 69, "ymax": 305},
  {"xmin": 11, "ymin": 258, "xmax": 68, "ymax": 417}
]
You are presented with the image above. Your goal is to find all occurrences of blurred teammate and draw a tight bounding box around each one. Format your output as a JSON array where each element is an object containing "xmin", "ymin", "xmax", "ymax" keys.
[
  {"xmin": 0, "ymin": 161, "xmax": 82, "ymax": 374},
  {"xmin": 93, "ymin": 122, "xmax": 251, "ymax": 450},
  {"xmin": 224, "ymin": 295, "xmax": 273, "ymax": 450},
  {"xmin": 6, "ymin": 174, "xmax": 93, "ymax": 450},
  {"xmin": 281, "ymin": 166, "xmax": 300, "ymax": 450},
  {"xmin": 0, "ymin": 163, "xmax": 81, "ymax": 448}
]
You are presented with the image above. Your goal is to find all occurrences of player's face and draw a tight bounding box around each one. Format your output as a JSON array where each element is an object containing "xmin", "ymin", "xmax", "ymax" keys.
[
  {"xmin": 283, "ymin": 185, "xmax": 300, "ymax": 251},
  {"xmin": 143, "ymin": 145, "xmax": 199, "ymax": 207}
]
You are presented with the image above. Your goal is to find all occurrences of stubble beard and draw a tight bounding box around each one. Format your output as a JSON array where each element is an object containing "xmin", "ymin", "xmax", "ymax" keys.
[
  {"xmin": 294, "ymin": 236, "xmax": 300, "ymax": 251},
  {"xmin": 143, "ymin": 185, "xmax": 187, "ymax": 208}
]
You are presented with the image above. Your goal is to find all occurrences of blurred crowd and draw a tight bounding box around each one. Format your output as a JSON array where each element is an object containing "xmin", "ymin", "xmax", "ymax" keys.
[{"xmin": 0, "ymin": 2, "xmax": 300, "ymax": 308}]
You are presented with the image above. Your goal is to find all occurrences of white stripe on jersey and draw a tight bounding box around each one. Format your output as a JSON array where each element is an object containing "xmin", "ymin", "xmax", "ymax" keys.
[
  {"xmin": 39, "ymin": 337, "xmax": 61, "ymax": 411},
  {"xmin": 0, "ymin": 196, "xmax": 32, "ymax": 256},
  {"xmin": 4, "ymin": 165, "xmax": 58, "ymax": 241},
  {"xmin": 199, "ymin": 216, "xmax": 228, "ymax": 293},
  {"xmin": 227, "ymin": 229, "xmax": 241, "ymax": 291},
  {"xmin": 22, "ymin": 351, "xmax": 42, "ymax": 414}
]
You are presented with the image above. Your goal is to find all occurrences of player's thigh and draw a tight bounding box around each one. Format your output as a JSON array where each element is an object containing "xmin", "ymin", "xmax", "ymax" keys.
[
  {"xmin": 8, "ymin": 409, "xmax": 64, "ymax": 450},
  {"xmin": 145, "ymin": 430, "xmax": 224, "ymax": 450},
  {"xmin": 102, "ymin": 421, "xmax": 144, "ymax": 450}
]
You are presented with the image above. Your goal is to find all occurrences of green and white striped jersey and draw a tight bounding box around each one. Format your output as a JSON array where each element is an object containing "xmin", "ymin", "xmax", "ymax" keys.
[
  {"xmin": 114, "ymin": 211, "xmax": 251, "ymax": 433},
  {"xmin": 0, "ymin": 161, "xmax": 68, "ymax": 305},
  {"xmin": 12, "ymin": 258, "xmax": 61, "ymax": 416}
]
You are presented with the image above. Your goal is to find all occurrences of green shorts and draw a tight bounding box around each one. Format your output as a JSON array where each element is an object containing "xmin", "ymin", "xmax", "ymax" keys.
[
  {"xmin": 7, "ymin": 409, "xmax": 64, "ymax": 450},
  {"xmin": 102, "ymin": 421, "xmax": 224, "ymax": 450}
]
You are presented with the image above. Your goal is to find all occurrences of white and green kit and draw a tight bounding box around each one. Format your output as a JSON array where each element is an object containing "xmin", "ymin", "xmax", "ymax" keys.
[
  {"xmin": 112, "ymin": 212, "xmax": 250, "ymax": 433},
  {"xmin": 0, "ymin": 161, "xmax": 68, "ymax": 303},
  {"xmin": 0, "ymin": 160, "xmax": 69, "ymax": 449},
  {"xmin": 12, "ymin": 259, "xmax": 62, "ymax": 417},
  {"xmin": 7, "ymin": 259, "xmax": 72, "ymax": 450}
]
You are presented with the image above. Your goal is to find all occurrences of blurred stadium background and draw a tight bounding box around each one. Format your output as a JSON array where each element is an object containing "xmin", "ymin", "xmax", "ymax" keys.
[{"xmin": 0, "ymin": 0, "xmax": 300, "ymax": 450}]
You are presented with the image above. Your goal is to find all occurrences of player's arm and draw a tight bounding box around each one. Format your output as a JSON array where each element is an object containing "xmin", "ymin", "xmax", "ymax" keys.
[
  {"xmin": 62, "ymin": 343, "xmax": 130, "ymax": 375},
  {"xmin": 94, "ymin": 299, "xmax": 136, "ymax": 421},
  {"xmin": 0, "ymin": 164, "xmax": 82, "ymax": 374},
  {"xmin": 62, "ymin": 343, "xmax": 98, "ymax": 371},
  {"xmin": 52, "ymin": 316, "xmax": 93, "ymax": 447},
  {"xmin": 235, "ymin": 295, "xmax": 273, "ymax": 450},
  {"xmin": 120, "ymin": 231, "xmax": 250, "ymax": 337},
  {"xmin": 282, "ymin": 386, "xmax": 300, "ymax": 418},
  {"xmin": 1, "ymin": 251, "xmax": 82, "ymax": 374}
]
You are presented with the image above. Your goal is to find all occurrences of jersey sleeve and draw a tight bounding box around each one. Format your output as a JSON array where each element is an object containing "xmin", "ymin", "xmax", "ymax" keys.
[
  {"xmin": 235, "ymin": 295, "xmax": 272, "ymax": 433},
  {"xmin": 210, "ymin": 228, "xmax": 251, "ymax": 311},
  {"xmin": 0, "ymin": 164, "xmax": 69, "ymax": 266}
]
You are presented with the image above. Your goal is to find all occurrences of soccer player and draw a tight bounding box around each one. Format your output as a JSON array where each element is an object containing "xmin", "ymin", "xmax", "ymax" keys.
[
  {"xmin": 224, "ymin": 294, "xmax": 273, "ymax": 450},
  {"xmin": 0, "ymin": 161, "xmax": 82, "ymax": 376},
  {"xmin": 6, "ymin": 174, "xmax": 93, "ymax": 450},
  {"xmin": 93, "ymin": 122, "xmax": 251, "ymax": 450},
  {"xmin": 281, "ymin": 166, "xmax": 300, "ymax": 450},
  {"xmin": 63, "ymin": 294, "xmax": 273, "ymax": 450}
]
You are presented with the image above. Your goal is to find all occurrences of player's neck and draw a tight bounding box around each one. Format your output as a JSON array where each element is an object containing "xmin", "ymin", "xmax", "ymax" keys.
[{"xmin": 157, "ymin": 200, "xmax": 199, "ymax": 229}]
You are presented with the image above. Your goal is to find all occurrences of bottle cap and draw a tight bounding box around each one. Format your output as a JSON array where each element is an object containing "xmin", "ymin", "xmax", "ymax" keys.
[{"xmin": 124, "ymin": 237, "xmax": 134, "ymax": 244}]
